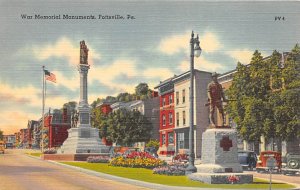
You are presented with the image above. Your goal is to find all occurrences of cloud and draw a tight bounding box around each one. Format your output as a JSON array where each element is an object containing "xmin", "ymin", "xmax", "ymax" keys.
[
  {"xmin": 32, "ymin": 37, "xmax": 101, "ymax": 66},
  {"xmin": 177, "ymin": 57, "xmax": 224, "ymax": 73},
  {"xmin": 0, "ymin": 111, "xmax": 40, "ymax": 135},
  {"xmin": 226, "ymin": 49, "xmax": 253, "ymax": 64},
  {"xmin": 53, "ymin": 70, "xmax": 79, "ymax": 91},
  {"xmin": 90, "ymin": 59, "xmax": 139, "ymax": 94},
  {"xmin": 0, "ymin": 80, "xmax": 78, "ymax": 134},
  {"xmin": 0, "ymin": 82, "xmax": 40, "ymax": 106},
  {"xmin": 158, "ymin": 31, "xmax": 222, "ymax": 55},
  {"xmin": 90, "ymin": 59, "xmax": 175, "ymax": 96},
  {"xmin": 201, "ymin": 32, "xmax": 222, "ymax": 53},
  {"xmin": 143, "ymin": 68, "xmax": 174, "ymax": 80},
  {"xmin": 158, "ymin": 32, "xmax": 190, "ymax": 55}
]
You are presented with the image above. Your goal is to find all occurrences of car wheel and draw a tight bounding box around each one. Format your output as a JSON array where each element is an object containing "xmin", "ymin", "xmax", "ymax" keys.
[{"xmin": 287, "ymin": 159, "xmax": 299, "ymax": 169}]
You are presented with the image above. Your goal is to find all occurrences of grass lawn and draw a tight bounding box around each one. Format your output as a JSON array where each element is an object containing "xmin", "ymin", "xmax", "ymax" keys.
[
  {"xmin": 26, "ymin": 152, "xmax": 42, "ymax": 157},
  {"xmin": 61, "ymin": 162, "xmax": 295, "ymax": 189}
]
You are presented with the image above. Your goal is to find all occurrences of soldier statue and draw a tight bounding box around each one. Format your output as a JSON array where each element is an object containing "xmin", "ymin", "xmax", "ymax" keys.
[
  {"xmin": 71, "ymin": 111, "xmax": 79, "ymax": 128},
  {"xmin": 207, "ymin": 72, "xmax": 227, "ymax": 127},
  {"xmin": 80, "ymin": 40, "xmax": 89, "ymax": 65}
]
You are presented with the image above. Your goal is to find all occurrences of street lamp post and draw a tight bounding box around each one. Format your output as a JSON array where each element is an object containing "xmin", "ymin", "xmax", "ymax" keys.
[{"xmin": 185, "ymin": 31, "xmax": 202, "ymax": 175}]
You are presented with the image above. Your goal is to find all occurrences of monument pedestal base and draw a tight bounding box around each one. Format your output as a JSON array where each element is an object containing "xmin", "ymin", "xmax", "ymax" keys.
[
  {"xmin": 189, "ymin": 173, "xmax": 253, "ymax": 184},
  {"xmin": 188, "ymin": 128, "xmax": 253, "ymax": 184},
  {"xmin": 58, "ymin": 127, "xmax": 110, "ymax": 154}
]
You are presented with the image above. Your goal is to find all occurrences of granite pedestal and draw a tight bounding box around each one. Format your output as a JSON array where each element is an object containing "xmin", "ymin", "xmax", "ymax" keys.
[{"xmin": 188, "ymin": 128, "xmax": 253, "ymax": 184}]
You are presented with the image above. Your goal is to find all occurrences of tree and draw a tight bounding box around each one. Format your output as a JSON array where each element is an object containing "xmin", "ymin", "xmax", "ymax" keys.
[
  {"xmin": 62, "ymin": 101, "xmax": 77, "ymax": 113},
  {"xmin": 227, "ymin": 51, "xmax": 270, "ymax": 141},
  {"xmin": 52, "ymin": 109, "xmax": 62, "ymax": 114},
  {"xmin": 135, "ymin": 83, "xmax": 153, "ymax": 100},
  {"xmin": 91, "ymin": 107, "xmax": 109, "ymax": 138},
  {"xmin": 117, "ymin": 92, "xmax": 134, "ymax": 102},
  {"xmin": 105, "ymin": 96, "xmax": 117, "ymax": 102},
  {"xmin": 271, "ymin": 45, "xmax": 300, "ymax": 140},
  {"xmin": 0, "ymin": 129, "xmax": 3, "ymax": 140},
  {"xmin": 227, "ymin": 46, "xmax": 300, "ymax": 142},
  {"xmin": 91, "ymin": 98, "xmax": 103, "ymax": 109},
  {"xmin": 145, "ymin": 139, "xmax": 159, "ymax": 150},
  {"xmin": 107, "ymin": 109, "xmax": 153, "ymax": 146}
]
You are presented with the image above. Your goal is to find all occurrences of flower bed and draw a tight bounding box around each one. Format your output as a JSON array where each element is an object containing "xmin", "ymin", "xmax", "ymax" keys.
[
  {"xmin": 87, "ymin": 156, "xmax": 110, "ymax": 163},
  {"xmin": 172, "ymin": 153, "xmax": 189, "ymax": 163},
  {"xmin": 109, "ymin": 151, "xmax": 166, "ymax": 169},
  {"xmin": 153, "ymin": 162, "xmax": 187, "ymax": 176}
]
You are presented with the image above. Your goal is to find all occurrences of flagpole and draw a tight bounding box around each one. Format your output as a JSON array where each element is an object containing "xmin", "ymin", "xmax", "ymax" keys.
[{"xmin": 42, "ymin": 66, "xmax": 45, "ymax": 153}]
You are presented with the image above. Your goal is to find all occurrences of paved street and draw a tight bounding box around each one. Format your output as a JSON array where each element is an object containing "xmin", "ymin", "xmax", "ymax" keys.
[{"xmin": 0, "ymin": 149, "xmax": 150, "ymax": 190}]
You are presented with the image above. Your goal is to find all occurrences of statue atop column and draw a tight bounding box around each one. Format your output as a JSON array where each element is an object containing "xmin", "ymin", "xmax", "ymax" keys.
[
  {"xmin": 80, "ymin": 40, "xmax": 89, "ymax": 65},
  {"xmin": 59, "ymin": 40, "xmax": 110, "ymax": 155},
  {"xmin": 207, "ymin": 72, "xmax": 227, "ymax": 127}
]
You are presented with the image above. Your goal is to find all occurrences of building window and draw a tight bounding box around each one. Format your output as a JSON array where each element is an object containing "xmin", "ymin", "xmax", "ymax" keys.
[
  {"xmin": 162, "ymin": 134, "xmax": 166, "ymax": 145},
  {"xmin": 169, "ymin": 95, "xmax": 173, "ymax": 104},
  {"xmin": 178, "ymin": 133, "xmax": 184, "ymax": 149},
  {"xmin": 182, "ymin": 89, "xmax": 185, "ymax": 103},
  {"xmin": 176, "ymin": 112, "xmax": 179, "ymax": 126},
  {"xmin": 163, "ymin": 97, "xmax": 166, "ymax": 106},
  {"xmin": 168, "ymin": 132, "xmax": 174, "ymax": 144},
  {"xmin": 169, "ymin": 112, "xmax": 173, "ymax": 124},
  {"xmin": 183, "ymin": 111, "xmax": 186, "ymax": 125},
  {"xmin": 176, "ymin": 91, "xmax": 179, "ymax": 105},
  {"xmin": 162, "ymin": 114, "xmax": 166, "ymax": 126}
]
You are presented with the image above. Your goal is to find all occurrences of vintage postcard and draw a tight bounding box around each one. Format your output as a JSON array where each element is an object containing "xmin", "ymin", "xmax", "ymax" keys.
[{"xmin": 0, "ymin": 1, "xmax": 299, "ymax": 189}]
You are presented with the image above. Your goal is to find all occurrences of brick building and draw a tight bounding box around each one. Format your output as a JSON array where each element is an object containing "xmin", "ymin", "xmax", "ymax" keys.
[
  {"xmin": 47, "ymin": 108, "xmax": 71, "ymax": 148},
  {"xmin": 19, "ymin": 128, "xmax": 28, "ymax": 148},
  {"xmin": 155, "ymin": 77, "xmax": 176, "ymax": 156}
]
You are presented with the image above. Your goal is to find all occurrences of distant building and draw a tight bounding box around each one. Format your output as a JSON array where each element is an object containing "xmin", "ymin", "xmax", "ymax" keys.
[
  {"xmin": 128, "ymin": 96, "xmax": 160, "ymax": 148},
  {"xmin": 173, "ymin": 70, "xmax": 211, "ymax": 158},
  {"xmin": 96, "ymin": 101, "xmax": 114, "ymax": 115},
  {"xmin": 19, "ymin": 128, "xmax": 28, "ymax": 148},
  {"xmin": 14, "ymin": 132, "xmax": 20, "ymax": 147},
  {"xmin": 27, "ymin": 120, "xmax": 40, "ymax": 149},
  {"xmin": 110, "ymin": 97, "xmax": 160, "ymax": 148},
  {"xmin": 3, "ymin": 134, "xmax": 16, "ymax": 148}
]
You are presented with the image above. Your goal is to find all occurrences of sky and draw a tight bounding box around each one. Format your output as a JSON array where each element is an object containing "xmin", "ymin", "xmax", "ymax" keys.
[{"xmin": 0, "ymin": 0, "xmax": 299, "ymax": 135}]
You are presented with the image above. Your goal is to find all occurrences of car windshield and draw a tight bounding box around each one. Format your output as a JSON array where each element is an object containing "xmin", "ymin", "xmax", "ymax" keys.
[{"xmin": 238, "ymin": 152, "xmax": 248, "ymax": 157}]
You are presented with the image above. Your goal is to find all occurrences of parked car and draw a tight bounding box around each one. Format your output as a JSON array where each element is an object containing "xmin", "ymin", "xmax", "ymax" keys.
[
  {"xmin": 256, "ymin": 151, "xmax": 282, "ymax": 173},
  {"xmin": 281, "ymin": 152, "xmax": 300, "ymax": 175},
  {"xmin": 238, "ymin": 150, "xmax": 257, "ymax": 170},
  {"xmin": 285, "ymin": 153, "xmax": 300, "ymax": 169}
]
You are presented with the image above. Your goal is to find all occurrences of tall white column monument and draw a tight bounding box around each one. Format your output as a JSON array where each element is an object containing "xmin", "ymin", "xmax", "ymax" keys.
[{"xmin": 59, "ymin": 40, "xmax": 110, "ymax": 154}]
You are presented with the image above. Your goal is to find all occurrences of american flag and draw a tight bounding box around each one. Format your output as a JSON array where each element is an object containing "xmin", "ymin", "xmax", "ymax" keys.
[{"xmin": 44, "ymin": 70, "xmax": 56, "ymax": 83}]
